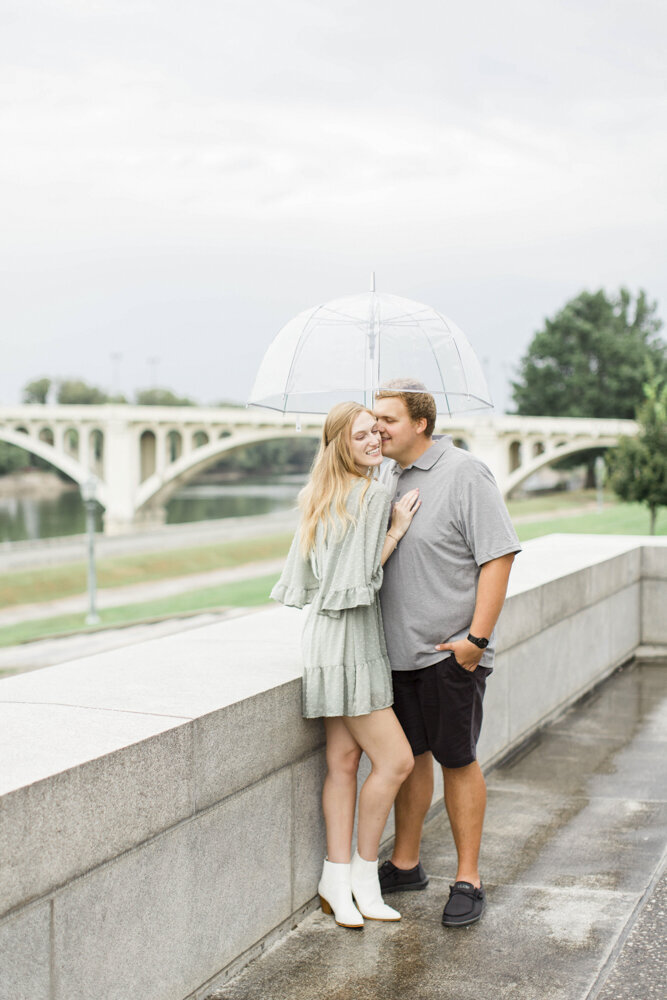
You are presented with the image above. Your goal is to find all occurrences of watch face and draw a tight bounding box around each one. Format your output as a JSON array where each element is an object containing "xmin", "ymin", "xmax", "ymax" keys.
[{"xmin": 479, "ymin": 637, "xmax": 489, "ymax": 648}]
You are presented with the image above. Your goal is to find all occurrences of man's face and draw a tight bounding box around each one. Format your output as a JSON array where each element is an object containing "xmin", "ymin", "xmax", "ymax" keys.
[{"xmin": 374, "ymin": 396, "xmax": 422, "ymax": 463}]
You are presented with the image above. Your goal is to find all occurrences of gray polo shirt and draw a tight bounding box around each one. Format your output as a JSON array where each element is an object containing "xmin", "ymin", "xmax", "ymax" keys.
[{"xmin": 379, "ymin": 436, "xmax": 521, "ymax": 670}]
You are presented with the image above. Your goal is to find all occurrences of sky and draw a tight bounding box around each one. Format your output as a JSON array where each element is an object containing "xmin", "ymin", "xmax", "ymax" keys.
[{"xmin": 1, "ymin": 0, "xmax": 666, "ymax": 413}]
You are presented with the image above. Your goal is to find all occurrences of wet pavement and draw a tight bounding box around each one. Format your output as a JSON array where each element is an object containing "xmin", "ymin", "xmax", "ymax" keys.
[{"xmin": 207, "ymin": 659, "xmax": 667, "ymax": 1000}]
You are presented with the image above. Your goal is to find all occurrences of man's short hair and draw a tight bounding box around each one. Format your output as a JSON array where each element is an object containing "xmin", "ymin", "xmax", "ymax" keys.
[{"xmin": 375, "ymin": 378, "xmax": 437, "ymax": 437}]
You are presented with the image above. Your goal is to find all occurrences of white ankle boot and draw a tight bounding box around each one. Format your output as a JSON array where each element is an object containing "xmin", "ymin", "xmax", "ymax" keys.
[
  {"xmin": 350, "ymin": 851, "xmax": 401, "ymax": 921},
  {"xmin": 318, "ymin": 860, "xmax": 364, "ymax": 928}
]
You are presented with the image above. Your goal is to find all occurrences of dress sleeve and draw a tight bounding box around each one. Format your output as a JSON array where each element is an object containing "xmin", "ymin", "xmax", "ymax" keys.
[
  {"xmin": 270, "ymin": 528, "xmax": 319, "ymax": 609},
  {"xmin": 318, "ymin": 484, "xmax": 392, "ymax": 615}
]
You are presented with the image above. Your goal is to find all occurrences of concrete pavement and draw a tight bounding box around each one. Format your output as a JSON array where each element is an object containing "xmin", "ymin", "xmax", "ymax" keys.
[{"xmin": 207, "ymin": 656, "xmax": 667, "ymax": 1000}]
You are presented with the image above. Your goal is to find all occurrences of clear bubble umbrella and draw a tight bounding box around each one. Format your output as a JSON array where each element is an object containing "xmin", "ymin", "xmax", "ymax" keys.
[{"xmin": 248, "ymin": 281, "xmax": 493, "ymax": 416}]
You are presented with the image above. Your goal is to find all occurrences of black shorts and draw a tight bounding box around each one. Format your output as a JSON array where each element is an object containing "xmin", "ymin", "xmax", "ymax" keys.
[{"xmin": 391, "ymin": 657, "xmax": 492, "ymax": 768}]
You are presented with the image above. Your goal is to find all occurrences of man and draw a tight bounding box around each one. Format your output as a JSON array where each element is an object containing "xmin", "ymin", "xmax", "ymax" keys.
[{"xmin": 374, "ymin": 381, "xmax": 521, "ymax": 927}]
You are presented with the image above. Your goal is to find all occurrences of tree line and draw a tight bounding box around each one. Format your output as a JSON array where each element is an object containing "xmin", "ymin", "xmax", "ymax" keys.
[
  {"xmin": 4, "ymin": 287, "xmax": 667, "ymax": 529},
  {"xmin": 510, "ymin": 287, "xmax": 666, "ymax": 533},
  {"xmin": 21, "ymin": 379, "xmax": 207, "ymax": 407}
]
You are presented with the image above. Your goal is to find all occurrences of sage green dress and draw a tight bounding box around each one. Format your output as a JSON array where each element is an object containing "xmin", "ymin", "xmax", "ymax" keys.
[{"xmin": 271, "ymin": 478, "xmax": 393, "ymax": 718}]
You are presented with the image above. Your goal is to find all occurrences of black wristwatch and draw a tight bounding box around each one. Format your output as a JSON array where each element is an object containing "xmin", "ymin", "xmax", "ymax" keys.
[{"xmin": 467, "ymin": 632, "xmax": 489, "ymax": 649}]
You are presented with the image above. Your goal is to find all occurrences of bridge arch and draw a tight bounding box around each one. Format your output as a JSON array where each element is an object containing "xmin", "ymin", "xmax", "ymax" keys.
[
  {"xmin": 64, "ymin": 427, "xmax": 80, "ymax": 459},
  {"xmin": 509, "ymin": 440, "xmax": 522, "ymax": 472},
  {"xmin": 503, "ymin": 437, "xmax": 618, "ymax": 497},
  {"xmin": 0, "ymin": 428, "xmax": 108, "ymax": 506},
  {"xmin": 134, "ymin": 428, "xmax": 321, "ymax": 514},
  {"xmin": 139, "ymin": 430, "xmax": 157, "ymax": 482}
]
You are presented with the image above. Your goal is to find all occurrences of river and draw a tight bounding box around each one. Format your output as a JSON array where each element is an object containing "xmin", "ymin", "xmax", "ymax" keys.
[{"xmin": 0, "ymin": 475, "xmax": 308, "ymax": 542}]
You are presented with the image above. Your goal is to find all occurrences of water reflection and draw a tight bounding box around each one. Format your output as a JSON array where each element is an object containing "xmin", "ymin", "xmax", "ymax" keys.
[
  {"xmin": 0, "ymin": 475, "xmax": 306, "ymax": 541},
  {"xmin": 0, "ymin": 491, "xmax": 104, "ymax": 543},
  {"xmin": 166, "ymin": 476, "xmax": 306, "ymax": 524}
]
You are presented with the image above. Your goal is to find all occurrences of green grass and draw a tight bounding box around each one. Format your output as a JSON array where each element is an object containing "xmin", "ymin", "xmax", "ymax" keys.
[
  {"xmin": 506, "ymin": 488, "xmax": 615, "ymax": 518},
  {"xmin": 0, "ymin": 573, "xmax": 281, "ymax": 648},
  {"xmin": 515, "ymin": 502, "xmax": 666, "ymax": 541},
  {"xmin": 2, "ymin": 492, "xmax": 665, "ymax": 651},
  {"xmin": 0, "ymin": 534, "xmax": 292, "ymax": 608}
]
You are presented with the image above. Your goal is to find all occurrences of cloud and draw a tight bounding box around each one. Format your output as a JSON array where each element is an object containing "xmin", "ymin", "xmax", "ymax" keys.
[{"xmin": 0, "ymin": 0, "xmax": 665, "ymax": 409}]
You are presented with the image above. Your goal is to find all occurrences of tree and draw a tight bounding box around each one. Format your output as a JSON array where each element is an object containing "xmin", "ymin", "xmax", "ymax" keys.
[
  {"xmin": 135, "ymin": 387, "xmax": 196, "ymax": 406},
  {"xmin": 22, "ymin": 378, "xmax": 51, "ymax": 404},
  {"xmin": 605, "ymin": 376, "xmax": 667, "ymax": 534},
  {"xmin": 0, "ymin": 441, "xmax": 31, "ymax": 475},
  {"xmin": 512, "ymin": 288, "xmax": 666, "ymax": 419},
  {"xmin": 57, "ymin": 379, "xmax": 109, "ymax": 404}
]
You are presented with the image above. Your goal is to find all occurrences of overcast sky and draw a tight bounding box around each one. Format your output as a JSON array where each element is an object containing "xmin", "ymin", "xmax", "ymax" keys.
[{"xmin": 1, "ymin": 0, "xmax": 665, "ymax": 412}]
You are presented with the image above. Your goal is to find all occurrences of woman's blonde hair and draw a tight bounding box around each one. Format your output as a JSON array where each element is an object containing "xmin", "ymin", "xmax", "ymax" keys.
[{"xmin": 298, "ymin": 401, "xmax": 375, "ymax": 555}]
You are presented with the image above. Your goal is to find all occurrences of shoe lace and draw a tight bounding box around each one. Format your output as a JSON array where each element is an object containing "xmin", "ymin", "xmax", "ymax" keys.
[{"xmin": 449, "ymin": 883, "xmax": 481, "ymax": 900}]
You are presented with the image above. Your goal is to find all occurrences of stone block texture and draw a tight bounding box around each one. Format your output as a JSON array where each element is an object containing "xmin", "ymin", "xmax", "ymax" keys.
[
  {"xmin": 1, "ymin": 723, "xmax": 194, "ymax": 917},
  {"xmin": 0, "ymin": 903, "xmax": 51, "ymax": 1000},
  {"xmin": 1, "ymin": 536, "xmax": 664, "ymax": 1000}
]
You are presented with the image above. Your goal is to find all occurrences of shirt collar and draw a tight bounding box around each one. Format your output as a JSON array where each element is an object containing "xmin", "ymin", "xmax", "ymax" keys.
[{"xmin": 389, "ymin": 435, "xmax": 452, "ymax": 474}]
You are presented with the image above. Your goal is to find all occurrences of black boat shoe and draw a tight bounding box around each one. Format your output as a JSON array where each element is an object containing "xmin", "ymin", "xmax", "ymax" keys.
[
  {"xmin": 378, "ymin": 859, "xmax": 429, "ymax": 894},
  {"xmin": 441, "ymin": 881, "xmax": 486, "ymax": 926}
]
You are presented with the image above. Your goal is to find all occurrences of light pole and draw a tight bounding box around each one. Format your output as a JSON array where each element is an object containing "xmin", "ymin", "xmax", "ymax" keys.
[
  {"xmin": 595, "ymin": 455, "xmax": 606, "ymax": 513},
  {"xmin": 81, "ymin": 476, "xmax": 100, "ymax": 625}
]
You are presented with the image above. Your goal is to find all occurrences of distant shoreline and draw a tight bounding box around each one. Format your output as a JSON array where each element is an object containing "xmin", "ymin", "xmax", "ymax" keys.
[{"xmin": 0, "ymin": 469, "xmax": 74, "ymax": 500}]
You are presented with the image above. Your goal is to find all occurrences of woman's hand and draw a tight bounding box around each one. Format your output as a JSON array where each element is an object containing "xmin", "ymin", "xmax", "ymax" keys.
[{"xmin": 389, "ymin": 489, "xmax": 421, "ymax": 540}]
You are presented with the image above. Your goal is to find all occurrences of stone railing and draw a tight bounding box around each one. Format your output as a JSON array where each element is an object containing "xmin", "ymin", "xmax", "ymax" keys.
[{"xmin": 1, "ymin": 535, "xmax": 666, "ymax": 1000}]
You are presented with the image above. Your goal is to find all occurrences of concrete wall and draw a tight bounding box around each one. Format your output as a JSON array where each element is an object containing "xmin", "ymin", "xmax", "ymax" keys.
[{"xmin": 1, "ymin": 535, "xmax": 665, "ymax": 1000}]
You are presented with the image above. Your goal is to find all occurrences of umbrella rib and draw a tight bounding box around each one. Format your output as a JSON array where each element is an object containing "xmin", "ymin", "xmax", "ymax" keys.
[
  {"xmin": 385, "ymin": 308, "xmax": 432, "ymax": 324},
  {"xmin": 403, "ymin": 316, "xmax": 453, "ymax": 417},
  {"xmin": 281, "ymin": 304, "xmax": 323, "ymax": 408},
  {"xmin": 434, "ymin": 310, "xmax": 471, "ymax": 403}
]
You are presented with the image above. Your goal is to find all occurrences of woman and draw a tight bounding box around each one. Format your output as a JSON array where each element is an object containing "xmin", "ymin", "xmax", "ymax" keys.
[{"xmin": 271, "ymin": 401, "xmax": 420, "ymax": 928}]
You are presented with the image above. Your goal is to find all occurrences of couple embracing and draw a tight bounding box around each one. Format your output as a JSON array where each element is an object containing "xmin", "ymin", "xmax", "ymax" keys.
[{"xmin": 271, "ymin": 380, "xmax": 521, "ymax": 929}]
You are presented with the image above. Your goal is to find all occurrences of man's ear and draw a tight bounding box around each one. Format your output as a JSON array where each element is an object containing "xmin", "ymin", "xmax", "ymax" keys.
[{"xmin": 414, "ymin": 417, "xmax": 428, "ymax": 436}]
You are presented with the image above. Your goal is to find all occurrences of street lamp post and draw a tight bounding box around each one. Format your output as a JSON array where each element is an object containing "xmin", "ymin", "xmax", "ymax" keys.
[
  {"xmin": 595, "ymin": 455, "xmax": 606, "ymax": 513},
  {"xmin": 81, "ymin": 476, "xmax": 100, "ymax": 625}
]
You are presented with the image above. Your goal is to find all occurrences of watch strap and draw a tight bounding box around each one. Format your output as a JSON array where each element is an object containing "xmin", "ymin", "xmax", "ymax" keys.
[{"xmin": 467, "ymin": 632, "xmax": 489, "ymax": 649}]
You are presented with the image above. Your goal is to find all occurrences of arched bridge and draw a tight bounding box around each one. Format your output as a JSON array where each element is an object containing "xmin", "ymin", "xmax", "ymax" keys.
[{"xmin": 0, "ymin": 405, "xmax": 638, "ymax": 535}]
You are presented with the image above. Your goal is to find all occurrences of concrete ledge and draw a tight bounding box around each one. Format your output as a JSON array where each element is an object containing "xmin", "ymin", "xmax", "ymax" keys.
[{"xmin": 1, "ymin": 534, "xmax": 666, "ymax": 1000}]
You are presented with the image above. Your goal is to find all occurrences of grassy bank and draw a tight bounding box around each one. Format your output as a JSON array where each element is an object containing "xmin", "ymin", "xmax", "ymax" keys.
[
  {"xmin": 1, "ymin": 490, "xmax": 665, "ymax": 649},
  {"xmin": 0, "ymin": 533, "xmax": 293, "ymax": 608},
  {"xmin": 0, "ymin": 573, "xmax": 281, "ymax": 648},
  {"xmin": 515, "ymin": 501, "xmax": 666, "ymax": 541}
]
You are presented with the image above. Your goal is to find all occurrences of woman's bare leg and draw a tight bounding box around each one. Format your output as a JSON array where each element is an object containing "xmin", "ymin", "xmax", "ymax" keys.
[
  {"xmin": 322, "ymin": 717, "xmax": 362, "ymax": 863},
  {"xmin": 344, "ymin": 708, "xmax": 414, "ymax": 861}
]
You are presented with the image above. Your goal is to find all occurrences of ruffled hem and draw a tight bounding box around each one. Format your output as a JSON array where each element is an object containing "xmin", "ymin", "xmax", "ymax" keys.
[
  {"xmin": 301, "ymin": 655, "xmax": 393, "ymax": 718},
  {"xmin": 270, "ymin": 582, "xmax": 318, "ymax": 609},
  {"xmin": 318, "ymin": 574, "xmax": 382, "ymax": 616}
]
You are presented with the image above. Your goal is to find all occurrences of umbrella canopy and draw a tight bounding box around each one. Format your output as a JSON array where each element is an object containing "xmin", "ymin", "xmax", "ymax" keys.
[{"xmin": 248, "ymin": 290, "xmax": 493, "ymax": 415}]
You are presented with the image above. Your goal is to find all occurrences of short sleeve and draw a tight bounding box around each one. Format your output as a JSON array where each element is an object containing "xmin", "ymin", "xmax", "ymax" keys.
[
  {"xmin": 270, "ymin": 528, "xmax": 319, "ymax": 609},
  {"xmin": 456, "ymin": 461, "xmax": 521, "ymax": 566},
  {"xmin": 318, "ymin": 483, "xmax": 392, "ymax": 615}
]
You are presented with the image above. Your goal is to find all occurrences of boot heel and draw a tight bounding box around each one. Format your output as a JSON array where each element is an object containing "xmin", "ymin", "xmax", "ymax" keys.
[{"xmin": 317, "ymin": 861, "xmax": 364, "ymax": 928}]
